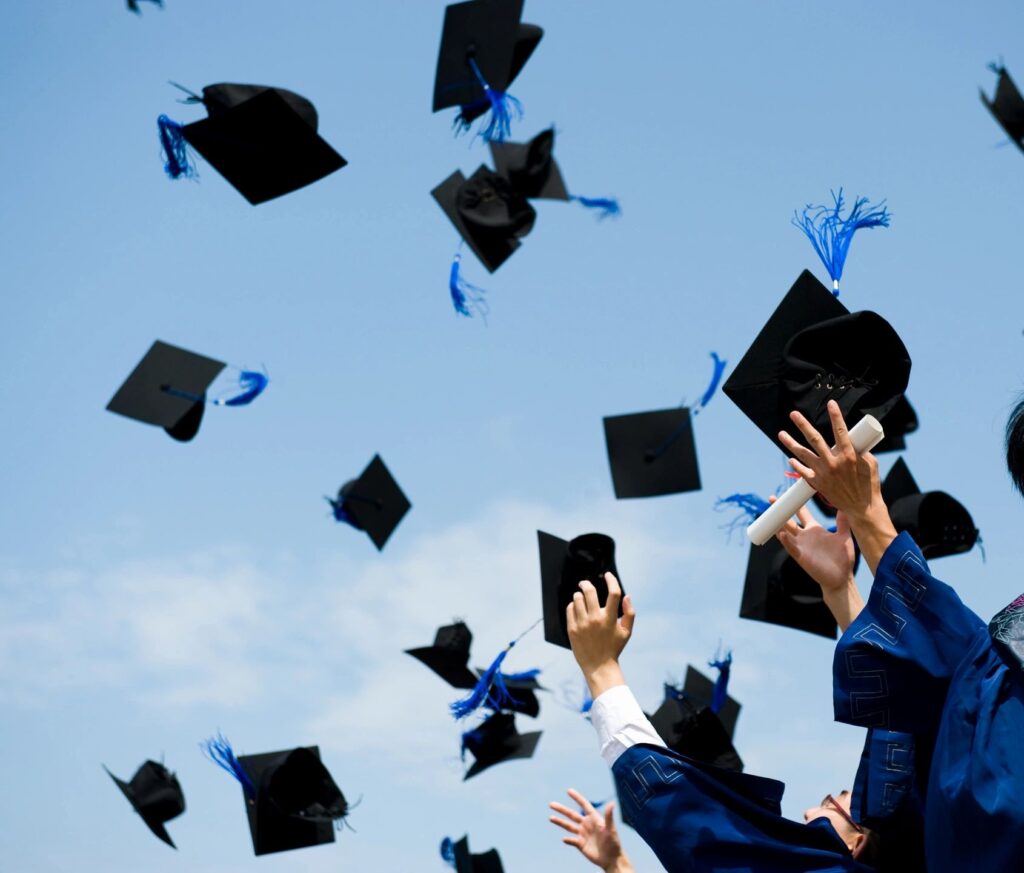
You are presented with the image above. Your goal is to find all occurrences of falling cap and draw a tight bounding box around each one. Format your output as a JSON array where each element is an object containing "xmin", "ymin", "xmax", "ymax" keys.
[
  {"xmin": 104, "ymin": 760, "xmax": 185, "ymax": 848},
  {"xmin": 882, "ymin": 458, "xmax": 978, "ymax": 559},
  {"xmin": 442, "ymin": 835, "xmax": 505, "ymax": 873},
  {"xmin": 432, "ymin": 165, "xmax": 537, "ymax": 272},
  {"xmin": 236, "ymin": 746, "xmax": 348, "ymax": 856},
  {"xmin": 405, "ymin": 622, "xmax": 479, "ymax": 690},
  {"xmin": 538, "ymin": 531, "xmax": 622, "ymax": 649},
  {"xmin": 167, "ymin": 82, "xmax": 346, "ymax": 204},
  {"xmin": 648, "ymin": 692, "xmax": 743, "ymax": 772},
  {"xmin": 433, "ymin": 0, "xmax": 539, "ymax": 112},
  {"xmin": 603, "ymin": 407, "xmax": 701, "ymax": 499},
  {"xmin": 490, "ymin": 128, "xmax": 569, "ymax": 200},
  {"xmin": 462, "ymin": 711, "xmax": 541, "ymax": 779},
  {"xmin": 723, "ymin": 270, "xmax": 911, "ymax": 455},
  {"xmin": 739, "ymin": 536, "xmax": 838, "ymax": 639},
  {"xmin": 682, "ymin": 666, "xmax": 741, "ymax": 739},
  {"xmin": 329, "ymin": 455, "xmax": 411, "ymax": 551},
  {"xmin": 981, "ymin": 64, "xmax": 1024, "ymax": 152},
  {"xmin": 106, "ymin": 340, "xmax": 226, "ymax": 442}
]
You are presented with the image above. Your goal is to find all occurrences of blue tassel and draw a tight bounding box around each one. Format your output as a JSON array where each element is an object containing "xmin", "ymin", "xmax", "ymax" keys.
[
  {"xmin": 450, "ymin": 619, "xmax": 542, "ymax": 719},
  {"xmin": 213, "ymin": 370, "xmax": 269, "ymax": 407},
  {"xmin": 695, "ymin": 352, "xmax": 727, "ymax": 413},
  {"xmin": 200, "ymin": 733, "xmax": 255, "ymax": 799},
  {"xmin": 708, "ymin": 650, "xmax": 732, "ymax": 713},
  {"xmin": 157, "ymin": 115, "xmax": 196, "ymax": 180},
  {"xmin": 715, "ymin": 493, "xmax": 770, "ymax": 538},
  {"xmin": 440, "ymin": 837, "xmax": 457, "ymax": 867},
  {"xmin": 580, "ymin": 682, "xmax": 593, "ymax": 715},
  {"xmin": 325, "ymin": 495, "xmax": 358, "ymax": 527},
  {"xmin": 571, "ymin": 195, "xmax": 622, "ymax": 220},
  {"xmin": 453, "ymin": 57, "xmax": 523, "ymax": 143},
  {"xmin": 449, "ymin": 252, "xmax": 488, "ymax": 319},
  {"xmin": 792, "ymin": 189, "xmax": 890, "ymax": 294}
]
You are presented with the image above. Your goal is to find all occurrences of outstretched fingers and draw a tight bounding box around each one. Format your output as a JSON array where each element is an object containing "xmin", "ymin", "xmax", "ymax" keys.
[
  {"xmin": 788, "ymin": 410, "xmax": 832, "ymax": 459},
  {"xmin": 567, "ymin": 788, "xmax": 596, "ymax": 816}
]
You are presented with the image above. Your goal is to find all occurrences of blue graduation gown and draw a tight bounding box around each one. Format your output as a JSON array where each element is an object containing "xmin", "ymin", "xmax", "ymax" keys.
[
  {"xmin": 612, "ymin": 744, "xmax": 872, "ymax": 872},
  {"xmin": 833, "ymin": 532, "xmax": 1024, "ymax": 872}
]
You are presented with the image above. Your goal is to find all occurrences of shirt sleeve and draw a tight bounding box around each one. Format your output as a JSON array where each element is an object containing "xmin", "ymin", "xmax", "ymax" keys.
[
  {"xmin": 590, "ymin": 684, "xmax": 666, "ymax": 767},
  {"xmin": 833, "ymin": 532, "xmax": 987, "ymax": 737}
]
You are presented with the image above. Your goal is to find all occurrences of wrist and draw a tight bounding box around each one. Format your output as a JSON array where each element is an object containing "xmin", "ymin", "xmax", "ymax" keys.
[
  {"xmin": 821, "ymin": 578, "xmax": 865, "ymax": 633},
  {"xmin": 604, "ymin": 855, "xmax": 633, "ymax": 873},
  {"xmin": 583, "ymin": 661, "xmax": 626, "ymax": 699}
]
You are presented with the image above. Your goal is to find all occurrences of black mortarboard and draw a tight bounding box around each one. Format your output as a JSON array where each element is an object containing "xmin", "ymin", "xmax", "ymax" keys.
[
  {"xmin": 127, "ymin": 0, "xmax": 162, "ymax": 13},
  {"xmin": 740, "ymin": 536, "xmax": 837, "ymax": 639},
  {"xmin": 432, "ymin": 166, "xmax": 536, "ymax": 272},
  {"xmin": 173, "ymin": 83, "xmax": 346, "ymax": 204},
  {"xmin": 479, "ymin": 668, "xmax": 544, "ymax": 718},
  {"xmin": 106, "ymin": 340, "xmax": 225, "ymax": 442},
  {"xmin": 981, "ymin": 64, "xmax": 1024, "ymax": 152},
  {"xmin": 603, "ymin": 408, "xmax": 701, "ymax": 499},
  {"xmin": 405, "ymin": 622, "xmax": 478, "ymax": 690},
  {"xmin": 648, "ymin": 693, "xmax": 743, "ymax": 772},
  {"xmin": 462, "ymin": 711, "xmax": 541, "ymax": 779},
  {"xmin": 682, "ymin": 666, "xmax": 741, "ymax": 739},
  {"xmin": 328, "ymin": 455, "xmax": 411, "ymax": 550},
  {"xmin": 444, "ymin": 835, "xmax": 505, "ymax": 873},
  {"xmin": 490, "ymin": 128, "xmax": 569, "ymax": 201},
  {"xmin": 104, "ymin": 760, "xmax": 185, "ymax": 848},
  {"xmin": 873, "ymin": 396, "xmax": 917, "ymax": 454},
  {"xmin": 433, "ymin": 0, "xmax": 537, "ymax": 112},
  {"xmin": 538, "ymin": 531, "xmax": 622, "ymax": 649},
  {"xmin": 236, "ymin": 746, "xmax": 347, "ymax": 856},
  {"xmin": 882, "ymin": 458, "xmax": 978, "ymax": 559},
  {"xmin": 723, "ymin": 270, "xmax": 911, "ymax": 454}
]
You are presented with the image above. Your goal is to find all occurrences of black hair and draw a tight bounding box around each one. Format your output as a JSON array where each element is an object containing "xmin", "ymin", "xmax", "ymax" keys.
[{"xmin": 1006, "ymin": 397, "xmax": 1024, "ymax": 497}]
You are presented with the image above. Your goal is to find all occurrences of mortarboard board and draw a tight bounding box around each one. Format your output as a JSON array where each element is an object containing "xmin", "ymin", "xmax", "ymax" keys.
[
  {"xmin": 682, "ymin": 666, "xmax": 741, "ymax": 739},
  {"xmin": 432, "ymin": 165, "xmax": 536, "ymax": 273},
  {"xmin": 538, "ymin": 531, "xmax": 622, "ymax": 649},
  {"xmin": 235, "ymin": 746, "xmax": 348, "ymax": 856},
  {"xmin": 158, "ymin": 83, "xmax": 346, "ymax": 204},
  {"xmin": 327, "ymin": 455, "xmax": 411, "ymax": 550},
  {"xmin": 648, "ymin": 692, "xmax": 743, "ymax": 772},
  {"xmin": 405, "ymin": 622, "xmax": 479, "ymax": 690},
  {"xmin": 723, "ymin": 270, "xmax": 911, "ymax": 455},
  {"xmin": 603, "ymin": 408, "xmax": 701, "ymax": 498},
  {"xmin": 739, "ymin": 536, "xmax": 837, "ymax": 639},
  {"xmin": 442, "ymin": 835, "xmax": 505, "ymax": 873},
  {"xmin": 881, "ymin": 458, "xmax": 978, "ymax": 559},
  {"xmin": 461, "ymin": 711, "xmax": 541, "ymax": 779},
  {"xmin": 490, "ymin": 128, "xmax": 568, "ymax": 200},
  {"xmin": 981, "ymin": 63, "xmax": 1024, "ymax": 153},
  {"xmin": 478, "ymin": 667, "xmax": 544, "ymax": 718},
  {"xmin": 106, "ymin": 340, "xmax": 225, "ymax": 442},
  {"xmin": 433, "ymin": 0, "xmax": 540, "ymax": 139},
  {"xmin": 104, "ymin": 760, "xmax": 185, "ymax": 848}
]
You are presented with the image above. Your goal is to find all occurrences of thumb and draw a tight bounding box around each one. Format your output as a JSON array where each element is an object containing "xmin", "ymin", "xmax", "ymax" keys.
[{"xmin": 619, "ymin": 594, "xmax": 636, "ymax": 635}]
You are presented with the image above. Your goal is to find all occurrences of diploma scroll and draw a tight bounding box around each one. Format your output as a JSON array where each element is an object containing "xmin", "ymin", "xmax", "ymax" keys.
[{"xmin": 747, "ymin": 414, "xmax": 885, "ymax": 545}]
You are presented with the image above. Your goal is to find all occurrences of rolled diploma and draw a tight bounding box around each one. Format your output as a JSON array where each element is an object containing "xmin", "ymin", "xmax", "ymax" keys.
[{"xmin": 746, "ymin": 414, "xmax": 885, "ymax": 546}]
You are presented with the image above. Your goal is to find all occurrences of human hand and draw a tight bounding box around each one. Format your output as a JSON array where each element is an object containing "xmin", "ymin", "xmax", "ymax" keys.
[
  {"xmin": 567, "ymin": 572, "xmax": 635, "ymax": 697},
  {"xmin": 775, "ymin": 502, "xmax": 856, "ymax": 596},
  {"xmin": 549, "ymin": 789, "xmax": 633, "ymax": 873}
]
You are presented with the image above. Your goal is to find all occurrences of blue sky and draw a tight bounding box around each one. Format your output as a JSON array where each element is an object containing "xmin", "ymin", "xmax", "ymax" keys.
[{"xmin": 2, "ymin": 1, "xmax": 1024, "ymax": 870}]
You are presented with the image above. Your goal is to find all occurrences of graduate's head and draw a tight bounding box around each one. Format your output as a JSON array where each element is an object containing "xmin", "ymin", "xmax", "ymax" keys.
[
  {"xmin": 1006, "ymin": 395, "xmax": 1024, "ymax": 496},
  {"xmin": 803, "ymin": 791, "xmax": 874, "ymax": 859}
]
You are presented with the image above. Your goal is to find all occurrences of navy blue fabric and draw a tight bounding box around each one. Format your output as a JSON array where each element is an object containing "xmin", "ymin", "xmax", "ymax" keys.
[
  {"xmin": 612, "ymin": 744, "xmax": 872, "ymax": 872},
  {"xmin": 834, "ymin": 532, "xmax": 1024, "ymax": 872}
]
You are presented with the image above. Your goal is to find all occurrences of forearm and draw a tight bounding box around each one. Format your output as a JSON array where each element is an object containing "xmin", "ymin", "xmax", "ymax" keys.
[
  {"xmin": 604, "ymin": 855, "xmax": 635, "ymax": 873},
  {"xmin": 822, "ymin": 579, "xmax": 865, "ymax": 632},
  {"xmin": 848, "ymin": 503, "xmax": 899, "ymax": 575},
  {"xmin": 583, "ymin": 661, "xmax": 627, "ymax": 700}
]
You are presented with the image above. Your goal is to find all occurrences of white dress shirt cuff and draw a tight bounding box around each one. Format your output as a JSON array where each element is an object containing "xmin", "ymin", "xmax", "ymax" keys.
[{"xmin": 590, "ymin": 683, "xmax": 666, "ymax": 767}]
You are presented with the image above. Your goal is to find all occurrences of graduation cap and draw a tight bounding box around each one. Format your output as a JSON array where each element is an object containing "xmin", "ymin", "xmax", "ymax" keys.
[
  {"xmin": 127, "ymin": 0, "xmax": 162, "ymax": 13},
  {"xmin": 106, "ymin": 340, "xmax": 267, "ymax": 442},
  {"xmin": 739, "ymin": 536, "xmax": 837, "ymax": 639},
  {"xmin": 461, "ymin": 711, "xmax": 541, "ymax": 779},
  {"xmin": 681, "ymin": 665, "xmax": 741, "ymax": 739},
  {"xmin": 441, "ymin": 835, "xmax": 505, "ymax": 873},
  {"xmin": 477, "ymin": 667, "xmax": 543, "ymax": 718},
  {"xmin": 490, "ymin": 128, "xmax": 621, "ymax": 218},
  {"xmin": 157, "ymin": 82, "xmax": 346, "ymax": 204},
  {"xmin": 538, "ymin": 531, "xmax": 622, "ymax": 649},
  {"xmin": 405, "ymin": 622, "xmax": 478, "ymax": 689},
  {"xmin": 204, "ymin": 736, "xmax": 349, "ymax": 856},
  {"xmin": 981, "ymin": 63, "xmax": 1024, "ymax": 153},
  {"xmin": 723, "ymin": 270, "xmax": 911, "ymax": 455},
  {"xmin": 873, "ymin": 396, "xmax": 917, "ymax": 454},
  {"xmin": 648, "ymin": 692, "xmax": 743, "ymax": 772},
  {"xmin": 603, "ymin": 408, "xmax": 700, "ymax": 498},
  {"xmin": 327, "ymin": 454, "xmax": 411, "ymax": 550},
  {"xmin": 104, "ymin": 760, "xmax": 184, "ymax": 848},
  {"xmin": 433, "ymin": 0, "xmax": 541, "ymax": 141},
  {"xmin": 882, "ymin": 458, "xmax": 978, "ymax": 559}
]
